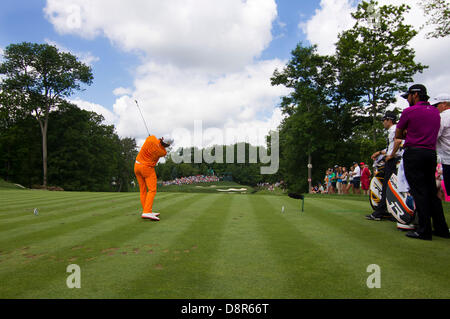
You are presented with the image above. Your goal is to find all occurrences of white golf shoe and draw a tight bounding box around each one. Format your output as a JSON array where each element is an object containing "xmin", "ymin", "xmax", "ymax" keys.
[{"xmin": 141, "ymin": 213, "xmax": 160, "ymax": 221}]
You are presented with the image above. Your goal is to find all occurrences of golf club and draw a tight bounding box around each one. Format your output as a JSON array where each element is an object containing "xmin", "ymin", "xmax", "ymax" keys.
[{"xmin": 134, "ymin": 100, "xmax": 150, "ymax": 136}]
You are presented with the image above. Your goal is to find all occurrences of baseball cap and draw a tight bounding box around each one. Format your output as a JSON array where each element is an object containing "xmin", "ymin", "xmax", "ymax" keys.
[
  {"xmin": 430, "ymin": 93, "xmax": 450, "ymax": 106},
  {"xmin": 401, "ymin": 84, "xmax": 429, "ymax": 100},
  {"xmin": 382, "ymin": 110, "xmax": 397, "ymax": 121},
  {"xmin": 161, "ymin": 135, "xmax": 174, "ymax": 146},
  {"xmin": 360, "ymin": 162, "xmax": 365, "ymax": 166}
]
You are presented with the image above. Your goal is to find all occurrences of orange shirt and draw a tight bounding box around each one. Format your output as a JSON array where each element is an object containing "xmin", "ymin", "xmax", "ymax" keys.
[{"xmin": 136, "ymin": 135, "xmax": 167, "ymax": 167}]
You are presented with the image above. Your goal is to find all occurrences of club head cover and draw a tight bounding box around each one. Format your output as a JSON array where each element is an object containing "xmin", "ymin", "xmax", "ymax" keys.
[{"xmin": 288, "ymin": 193, "xmax": 304, "ymax": 200}]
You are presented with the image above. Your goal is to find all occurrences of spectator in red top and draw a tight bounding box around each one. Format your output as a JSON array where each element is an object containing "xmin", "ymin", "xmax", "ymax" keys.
[{"xmin": 360, "ymin": 162, "xmax": 371, "ymax": 195}]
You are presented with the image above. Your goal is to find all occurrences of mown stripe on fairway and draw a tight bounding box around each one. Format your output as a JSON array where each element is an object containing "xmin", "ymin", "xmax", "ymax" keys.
[
  {"xmin": 0, "ymin": 192, "xmax": 184, "ymax": 257},
  {"xmin": 3, "ymin": 193, "xmax": 206, "ymax": 298},
  {"xmin": 116, "ymin": 194, "xmax": 234, "ymax": 298},
  {"xmin": 246, "ymin": 195, "xmax": 370, "ymax": 298},
  {"xmin": 0, "ymin": 191, "xmax": 133, "ymax": 222},
  {"xmin": 0, "ymin": 193, "xmax": 137, "ymax": 232},
  {"xmin": 0, "ymin": 192, "xmax": 179, "ymax": 257},
  {"xmin": 0, "ymin": 193, "xmax": 175, "ymax": 230},
  {"xmin": 0, "ymin": 192, "xmax": 176, "ymax": 227},
  {"xmin": 304, "ymin": 198, "xmax": 450, "ymax": 297},
  {"xmin": 0, "ymin": 194, "xmax": 142, "ymax": 240},
  {"xmin": 63, "ymin": 192, "xmax": 217, "ymax": 298},
  {"xmin": 0, "ymin": 193, "xmax": 202, "ymax": 298},
  {"xmin": 201, "ymin": 194, "xmax": 300, "ymax": 298}
]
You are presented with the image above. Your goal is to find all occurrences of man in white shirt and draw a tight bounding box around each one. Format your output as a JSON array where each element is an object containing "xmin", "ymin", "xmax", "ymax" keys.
[
  {"xmin": 351, "ymin": 162, "xmax": 361, "ymax": 194},
  {"xmin": 434, "ymin": 94, "xmax": 450, "ymax": 204},
  {"xmin": 366, "ymin": 111, "xmax": 400, "ymax": 221}
]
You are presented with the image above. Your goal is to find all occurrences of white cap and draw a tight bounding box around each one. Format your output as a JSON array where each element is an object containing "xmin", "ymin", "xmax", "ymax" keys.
[
  {"xmin": 161, "ymin": 135, "xmax": 174, "ymax": 146},
  {"xmin": 430, "ymin": 93, "xmax": 450, "ymax": 105}
]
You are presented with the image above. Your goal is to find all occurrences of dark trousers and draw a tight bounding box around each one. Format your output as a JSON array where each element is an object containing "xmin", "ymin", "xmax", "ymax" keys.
[
  {"xmin": 373, "ymin": 158, "xmax": 397, "ymax": 217},
  {"xmin": 403, "ymin": 148, "xmax": 449, "ymax": 237}
]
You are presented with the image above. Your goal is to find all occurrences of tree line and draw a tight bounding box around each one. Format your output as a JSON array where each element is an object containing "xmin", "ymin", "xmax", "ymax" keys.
[
  {"xmin": 0, "ymin": 100, "xmax": 138, "ymax": 191},
  {"xmin": 155, "ymin": 143, "xmax": 281, "ymax": 187},
  {"xmin": 271, "ymin": 0, "xmax": 430, "ymax": 193},
  {"xmin": 0, "ymin": 42, "xmax": 137, "ymax": 191}
]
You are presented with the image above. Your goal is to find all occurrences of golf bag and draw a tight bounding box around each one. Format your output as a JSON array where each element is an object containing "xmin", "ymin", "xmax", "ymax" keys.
[
  {"xmin": 369, "ymin": 156, "xmax": 417, "ymax": 229},
  {"xmin": 386, "ymin": 173, "xmax": 417, "ymax": 226},
  {"xmin": 369, "ymin": 155, "xmax": 385, "ymax": 210}
]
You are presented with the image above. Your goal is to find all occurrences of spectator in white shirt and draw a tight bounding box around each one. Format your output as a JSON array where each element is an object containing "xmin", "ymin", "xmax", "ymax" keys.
[
  {"xmin": 351, "ymin": 162, "xmax": 361, "ymax": 194},
  {"xmin": 434, "ymin": 94, "xmax": 450, "ymax": 198},
  {"xmin": 366, "ymin": 111, "xmax": 400, "ymax": 220}
]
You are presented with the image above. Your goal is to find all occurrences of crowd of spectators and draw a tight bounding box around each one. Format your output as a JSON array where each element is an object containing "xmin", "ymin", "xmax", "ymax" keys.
[
  {"xmin": 162, "ymin": 175, "xmax": 220, "ymax": 186},
  {"xmin": 311, "ymin": 162, "xmax": 372, "ymax": 195},
  {"xmin": 257, "ymin": 181, "xmax": 285, "ymax": 191}
]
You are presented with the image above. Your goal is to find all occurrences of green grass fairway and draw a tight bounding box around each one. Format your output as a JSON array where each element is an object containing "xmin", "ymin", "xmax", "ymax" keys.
[{"xmin": 1, "ymin": 188, "xmax": 449, "ymax": 298}]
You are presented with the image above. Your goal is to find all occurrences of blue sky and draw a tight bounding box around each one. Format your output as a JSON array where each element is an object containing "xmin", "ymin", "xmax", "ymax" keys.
[
  {"xmin": 0, "ymin": 0, "xmax": 317, "ymax": 110},
  {"xmin": 0, "ymin": 0, "xmax": 138, "ymax": 108},
  {"xmin": 1, "ymin": 0, "xmax": 448, "ymax": 147}
]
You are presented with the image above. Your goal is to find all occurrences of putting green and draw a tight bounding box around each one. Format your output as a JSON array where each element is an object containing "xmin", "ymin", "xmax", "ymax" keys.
[{"xmin": 0, "ymin": 189, "xmax": 449, "ymax": 298}]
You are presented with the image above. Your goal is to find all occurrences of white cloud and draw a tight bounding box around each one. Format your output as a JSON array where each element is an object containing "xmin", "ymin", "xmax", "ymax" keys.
[
  {"xmin": 44, "ymin": 39, "xmax": 99, "ymax": 66},
  {"xmin": 44, "ymin": 0, "xmax": 287, "ymax": 149},
  {"xmin": 299, "ymin": 0, "xmax": 357, "ymax": 56},
  {"xmin": 70, "ymin": 97, "xmax": 118, "ymax": 125},
  {"xmin": 112, "ymin": 59, "xmax": 290, "ymax": 147},
  {"xmin": 113, "ymin": 87, "xmax": 133, "ymax": 96},
  {"xmin": 44, "ymin": 0, "xmax": 277, "ymax": 73},
  {"xmin": 301, "ymin": 0, "xmax": 450, "ymax": 110}
]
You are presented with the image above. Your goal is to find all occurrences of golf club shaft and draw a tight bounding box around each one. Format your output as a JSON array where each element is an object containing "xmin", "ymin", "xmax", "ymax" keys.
[{"xmin": 134, "ymin": 100, "xmax": 150, "ymax": 136}]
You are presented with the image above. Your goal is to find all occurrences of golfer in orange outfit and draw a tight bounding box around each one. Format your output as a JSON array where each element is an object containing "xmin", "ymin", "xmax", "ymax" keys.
[{"xmin": 134, "ymin": 135, "xmax": 173, "ymax": 221}]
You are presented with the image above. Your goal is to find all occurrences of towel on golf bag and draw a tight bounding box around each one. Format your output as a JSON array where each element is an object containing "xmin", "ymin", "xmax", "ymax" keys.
[{"xmin": 397, "ymin": 158, "xmax": 410, "ymax": 193}]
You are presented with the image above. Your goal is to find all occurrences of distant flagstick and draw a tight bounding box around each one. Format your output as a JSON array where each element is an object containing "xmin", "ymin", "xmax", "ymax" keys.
[{"xmin": 134, "ymin": 100, "xmax": 150, "ymax": 136}]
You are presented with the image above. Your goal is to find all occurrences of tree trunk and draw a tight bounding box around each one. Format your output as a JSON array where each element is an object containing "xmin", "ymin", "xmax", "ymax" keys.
[
  {"xmin": 38, "ymin": 113, "xmax": 49, "ymax": 188},
  {"xmin": 371, "ymin": 90, "xmax": 378, "ymax": 143},
  {"xmin": 41, "ymin": 122, "xmax": 48, "ymax": 188}
]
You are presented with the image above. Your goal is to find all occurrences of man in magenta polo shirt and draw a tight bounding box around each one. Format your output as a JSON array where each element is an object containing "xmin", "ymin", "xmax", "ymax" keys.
[{"xmin": 395, "ymin": 84, "xmax": 450, "ymax": 240}]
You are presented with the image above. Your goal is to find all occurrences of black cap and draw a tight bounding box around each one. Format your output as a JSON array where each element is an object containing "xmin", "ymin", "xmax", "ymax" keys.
[
  {"xmin": 401, "ymin": 84, "xmax": 429, "ymax": 100},
  {"xmin": 382, "ymin": 110, "xmax": 397, "ymax": 122}
]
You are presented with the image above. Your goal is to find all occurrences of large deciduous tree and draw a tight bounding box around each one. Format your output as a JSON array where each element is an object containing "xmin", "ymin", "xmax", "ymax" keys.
[
  {"xmin": 271, "ymin": 44, "xmax": 357, "ymax": 193},
  {"xmin": 335, "ymin": 0, "xmax": 427, "ymax": 142},
  {"xmin": 420, "ymin": 0, "xmax": 450, "ymax": 38},
  {"xmin": 0, "ymin": 42, "xmax": 93, "ymax": 187}
]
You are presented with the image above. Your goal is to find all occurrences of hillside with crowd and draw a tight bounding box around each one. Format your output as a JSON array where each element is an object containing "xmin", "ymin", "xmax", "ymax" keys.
[{"xmin": 161, "ymin": 175, "xmax": 220, "ymax": 186}]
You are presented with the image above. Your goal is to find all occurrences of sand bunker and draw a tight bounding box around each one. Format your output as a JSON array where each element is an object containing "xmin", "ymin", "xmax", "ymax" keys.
[{"xmin": 216, "ymin": 188, "xmax": 247, "ymax": 192}]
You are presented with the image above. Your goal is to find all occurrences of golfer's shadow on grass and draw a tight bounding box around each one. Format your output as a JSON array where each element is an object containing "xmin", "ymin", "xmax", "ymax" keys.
[{"xmin": 288, "ymin": 193, "xmax": 304, "ymax": 212}]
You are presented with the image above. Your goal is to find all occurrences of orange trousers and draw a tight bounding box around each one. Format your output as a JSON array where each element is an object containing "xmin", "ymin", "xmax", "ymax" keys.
[{"xmin": 134, "ymin": 162, "xmax": 157, "ymax": 213}]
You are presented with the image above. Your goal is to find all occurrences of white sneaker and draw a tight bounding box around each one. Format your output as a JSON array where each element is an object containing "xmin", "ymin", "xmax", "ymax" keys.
[{"xmin": 141, "ymin": 213, "xmax": 160, "ymax": 221}]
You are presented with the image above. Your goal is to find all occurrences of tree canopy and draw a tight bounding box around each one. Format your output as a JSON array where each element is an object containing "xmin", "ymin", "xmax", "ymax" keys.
[
  {"xmin": 270, "ymin": 0, "xmax": 428, "ymax": 193},
  {"xmin": 0, "ymin": 101, "xmax": 137, "ymax": 191},
  {"xmin": 0, "ymin": 42, "xmax": 93, "ymax": 187}
]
